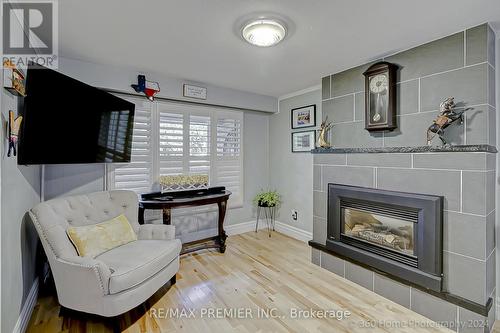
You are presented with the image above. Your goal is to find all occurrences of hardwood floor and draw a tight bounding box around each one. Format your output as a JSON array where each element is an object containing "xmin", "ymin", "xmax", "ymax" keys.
[{"xmin": 27, "ymin": 230, "xmax": 452, "ymax": 332}]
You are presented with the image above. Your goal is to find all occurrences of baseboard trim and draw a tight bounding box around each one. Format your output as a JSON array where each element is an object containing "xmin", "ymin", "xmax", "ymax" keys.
[
  {"xmin": 495, "ymin": 296, "xmax": 500, "ymax": 320},
  {"xmin": 226, "ymin": 220, "xmax": 312, "ymax": 243},
  {"xmin": 225, "ymin": 220, "xmax": 265, "ymax": 236},
  {"xmin": 274, "ymin": 221, "xmax": 312, "ymax": 243},
  {"xmin": 13, "ymin": 278, "xmax": 39, "ymax": 333},
  {"xmin": 225, "ymin": 220, "xmax": 312, "ymax": 243}
]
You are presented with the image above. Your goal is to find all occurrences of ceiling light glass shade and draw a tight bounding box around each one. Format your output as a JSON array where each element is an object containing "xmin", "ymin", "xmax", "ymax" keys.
[{"xmin": 241, "ymin": 19, "xmax": 286, "ymax": 47}]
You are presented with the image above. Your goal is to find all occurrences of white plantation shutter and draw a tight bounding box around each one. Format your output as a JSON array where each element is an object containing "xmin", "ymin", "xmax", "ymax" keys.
[
  {"xmin": 213, "ymin": 112, "xmax": 243, "ymax": 206},
  {"xmin": 109, "ymin": 98, "xmax": 244, "ymax": 206},
  {"xmin": 110, "ymin": 98, "xmax": 154, "ymax": 193},
  {"xmin": 189, "ymin": 115, "xmax": 211, "ymax": 175},
  {"xmin": 158, "ymin": 111, "xmax": 184, "ymax": 176}
]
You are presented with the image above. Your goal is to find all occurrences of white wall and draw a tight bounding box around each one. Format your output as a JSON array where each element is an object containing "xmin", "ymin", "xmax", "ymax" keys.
[
  {"xmin": 1, "ymin": 74, "xmax": 41, "ymax": 333},
  {"xmin": 493, "ymin": 24, "xmax": 500, "ymax": 318},
  {"xmin": 269, "ymin": 89, "xmax": 321, "ymax": 233},
  {"xmin": 58, "ymin": 57, "xmax": 277, "ymax": 113}
]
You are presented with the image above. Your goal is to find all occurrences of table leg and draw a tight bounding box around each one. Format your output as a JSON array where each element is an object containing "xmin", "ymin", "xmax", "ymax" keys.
[
  {"xmin": 138, "ymin": 207, "xmax": 145, "ymax": 225},
  {"xmin": 217, "ymin": 200, "xmax": 228, "ymax": 253},
  {"xmin": 162, "ymin": 208, "xmax": 171, "ymax": 225}
]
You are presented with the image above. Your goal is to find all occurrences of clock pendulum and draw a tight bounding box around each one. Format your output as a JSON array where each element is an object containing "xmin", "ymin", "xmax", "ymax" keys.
[{"xmin": 369, "ymin": 74, "xmax": 388, "ymax": 123}]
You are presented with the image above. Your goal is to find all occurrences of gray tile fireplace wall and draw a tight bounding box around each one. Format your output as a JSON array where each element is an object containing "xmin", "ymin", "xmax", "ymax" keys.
[
  {"xmin": 321, "ymin": 23, "xmax": 496, "ymax": 148},
  {"xmin": 312, "ymin": 23, "xmax": 496, "ymax": 332}
]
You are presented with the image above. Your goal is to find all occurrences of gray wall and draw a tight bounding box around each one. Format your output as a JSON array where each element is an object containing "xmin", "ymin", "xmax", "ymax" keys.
[
  {"xmin": 1, "ymin": 74, "xmax": 41, "ymax": 332},
  {"xmin": 322, "ymin": 24, "xmax": 496, "ymax": 148},
  {"xmin": 269, "ymin": 90, "xmax": 321, "ymax": 233}
]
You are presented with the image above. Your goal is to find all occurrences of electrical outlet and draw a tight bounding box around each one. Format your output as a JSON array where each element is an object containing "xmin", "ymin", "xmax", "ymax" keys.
[{"xmin": 291, "ymin": 210, "xmax": 298, "ymax": 221}]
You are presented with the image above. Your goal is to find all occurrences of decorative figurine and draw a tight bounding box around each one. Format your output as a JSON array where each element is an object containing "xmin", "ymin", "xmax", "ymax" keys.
[
  {"xmin": 317, "ymin": 116, "xmax": 333, "ymax": 148},
  {"xmin": 7, "ymin": 110, "xmax": 23, "ymax": 157},
  {"xmin": 131, "ymin": 75, "xmax": 160, "ymax": 101},
  {"xmin": 426, "ymin": 97, "xmax": 469, "ymax": 145}
]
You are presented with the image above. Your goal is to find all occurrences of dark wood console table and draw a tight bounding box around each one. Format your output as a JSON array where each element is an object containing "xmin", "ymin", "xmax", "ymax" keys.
[{"xmin": 138, "ymin": 190, "xmax": 231, "ymax": 254}]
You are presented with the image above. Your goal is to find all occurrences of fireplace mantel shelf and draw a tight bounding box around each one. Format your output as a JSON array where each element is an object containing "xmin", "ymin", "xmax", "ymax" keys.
[{"xmin": 311, "ymin": 144, "xmax": 497, "ymax": 154}]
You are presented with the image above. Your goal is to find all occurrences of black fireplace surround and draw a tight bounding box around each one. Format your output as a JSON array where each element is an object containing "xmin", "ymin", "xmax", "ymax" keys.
[{"xmin": 326, "ymin": 184, "xmax": 443, "ymax": 291}]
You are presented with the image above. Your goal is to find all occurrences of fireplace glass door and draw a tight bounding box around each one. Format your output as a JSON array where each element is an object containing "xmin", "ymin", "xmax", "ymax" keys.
[{"xmin": 342, "ymin": 207, "xmax": 415, "ymax": 257}]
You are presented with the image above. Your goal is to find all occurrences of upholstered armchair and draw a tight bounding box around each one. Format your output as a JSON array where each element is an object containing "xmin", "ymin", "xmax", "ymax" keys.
[{"xmin": 29, "ymin": 190, "xmax": 181, "ymax": 317}]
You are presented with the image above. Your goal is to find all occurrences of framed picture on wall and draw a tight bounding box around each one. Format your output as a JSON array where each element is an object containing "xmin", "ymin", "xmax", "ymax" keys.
[
  {"xmin": 291, "ymin": 104, "xmax": 316, "ymax": 129},
  {"xmin": 291, "ymin": 130, "xmax": 316, "ymax": 152}
]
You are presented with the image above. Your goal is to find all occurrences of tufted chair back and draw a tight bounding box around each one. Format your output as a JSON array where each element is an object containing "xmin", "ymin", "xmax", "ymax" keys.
[{"xmin": 30, "ymin": 190, "xmax": 139, "ymax": 258}]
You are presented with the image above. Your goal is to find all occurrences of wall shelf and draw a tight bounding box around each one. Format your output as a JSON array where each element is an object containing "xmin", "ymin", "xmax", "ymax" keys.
[{"xmin": 311, "ymin": 144, "xmax": 497, "ymax": 154}]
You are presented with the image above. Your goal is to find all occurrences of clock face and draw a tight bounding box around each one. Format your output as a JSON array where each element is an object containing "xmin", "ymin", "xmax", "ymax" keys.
[
  {"xmin": 368, "ymin": 73, "xmax": 389, "ymax": 124},
  {"xmin": 369, "ymin": 74, "xmax": 388, "ymax": 94}
]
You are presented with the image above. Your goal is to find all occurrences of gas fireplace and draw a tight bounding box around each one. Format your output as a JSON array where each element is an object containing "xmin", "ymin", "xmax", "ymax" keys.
[{"xmin": 326, "ymin": 184, "xmax": 443, "ymax": 291}]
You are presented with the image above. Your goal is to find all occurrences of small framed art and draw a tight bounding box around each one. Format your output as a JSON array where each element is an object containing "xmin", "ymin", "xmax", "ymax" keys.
[
  {"xmin": 291, "ymin": 130, "xmax": 315, "ymax": 152},
  {"xmin": 291, "ymin": 104, "xmax": 316, "ymax": 129}
]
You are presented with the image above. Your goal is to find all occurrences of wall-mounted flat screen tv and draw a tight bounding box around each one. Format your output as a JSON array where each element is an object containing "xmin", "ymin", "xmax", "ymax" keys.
[{"xmin": 18, "ymin": 64, "xmax": 135, "ymax": 165}]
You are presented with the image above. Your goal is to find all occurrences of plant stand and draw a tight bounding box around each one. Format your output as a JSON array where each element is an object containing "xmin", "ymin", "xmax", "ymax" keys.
[{"xmin": 255, "ymin": 203, "xmax": 276, "ymax": 237}]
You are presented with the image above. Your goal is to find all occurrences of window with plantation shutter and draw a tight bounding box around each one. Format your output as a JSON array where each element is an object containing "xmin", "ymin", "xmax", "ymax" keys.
[
  {"xmin": 158, "ymin": 111, "xmax": 184, "ymax": 176},
  {"xmin": 109, "ymin": 98, "xmax": 243, "ymax": 207},
  {"xmin": 189, "ymin": 114, "xmax": 211, "ymax": 175},
  {"xmin": 109, "ymin": 97, "xmax": 154, "ymax": 193},
  {"xmin": 214, "ymin": 113, "xmax": 243, "ymax": 205}
]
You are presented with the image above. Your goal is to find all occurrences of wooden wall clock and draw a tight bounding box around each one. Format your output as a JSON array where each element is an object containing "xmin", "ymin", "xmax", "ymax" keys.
[{"xmin": 363, "ymin": 62, "xmax": 397, "ymax": 131}]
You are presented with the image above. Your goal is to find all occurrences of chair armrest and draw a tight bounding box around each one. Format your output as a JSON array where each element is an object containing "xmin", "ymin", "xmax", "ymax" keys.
[
  {"xmin": 54, "ymin": 256, "xmax": 111, "ymax": 297},
  {"xmin": 138, "ymin": 224, "xmax": 176, "ymax": 241}
]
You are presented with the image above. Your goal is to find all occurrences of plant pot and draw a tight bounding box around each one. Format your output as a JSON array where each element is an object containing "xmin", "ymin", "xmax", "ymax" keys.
[{"xmin": 257, "ymin": 201, "xmax": 276, "ymax": 208}]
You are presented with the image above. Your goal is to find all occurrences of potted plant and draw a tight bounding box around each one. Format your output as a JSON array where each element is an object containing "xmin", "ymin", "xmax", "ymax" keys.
[{"xmin": 253, "ymin": 190, "xmax": 281, "ymax": 208}]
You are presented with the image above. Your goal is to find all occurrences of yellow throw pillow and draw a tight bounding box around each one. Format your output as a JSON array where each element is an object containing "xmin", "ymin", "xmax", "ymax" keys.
[{"xmin": 66, "ymin": 214, "xmax": 137, "ymax": 258}]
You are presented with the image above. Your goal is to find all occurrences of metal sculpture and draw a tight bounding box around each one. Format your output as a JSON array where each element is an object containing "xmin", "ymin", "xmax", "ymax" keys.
[
  {"xmin": 426, "ymin": 97, "xmax": 468, "ymax": 145},
  {"xmin": 317, "ymin": 116, "xmax": 333, "ymax": 148}
]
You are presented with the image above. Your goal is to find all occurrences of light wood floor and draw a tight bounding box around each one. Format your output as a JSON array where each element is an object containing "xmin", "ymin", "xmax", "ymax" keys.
[{"xmin": 27, "ymin": 230, "xmax": 455, "ymax": 333}]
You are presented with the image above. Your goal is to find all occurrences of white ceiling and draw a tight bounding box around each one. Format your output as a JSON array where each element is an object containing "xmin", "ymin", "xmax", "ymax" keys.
[{"xmin": 59, "ymin": 0, "xmax": 500, "ymax": 97}]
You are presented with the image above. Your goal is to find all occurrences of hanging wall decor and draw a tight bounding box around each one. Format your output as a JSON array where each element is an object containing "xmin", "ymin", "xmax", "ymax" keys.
[
  {"xmin": 291, "ymin": 104, "xmax": 316, "ymax": 129},
  {"xmin": 7, "ymin": 110, "xmax": 23, "ymax": 157},
  {"xmin": 131, "ymin": 75, "xmax": 160, "ymax": 101},
  {"xmin": 3, "ymin": 60, "xmax": 26, "ymax": 97},
  {"xmin": 363, "ymin": 62, "xmax": 397, "ymax": 131},
  {"xmin": 291, "ymin": 130, "xmax": 315, "ymax": 152}
]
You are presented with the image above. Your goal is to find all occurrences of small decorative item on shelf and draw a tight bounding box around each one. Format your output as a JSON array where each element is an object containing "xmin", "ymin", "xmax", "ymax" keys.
[
  {"xmin": 426, "ymin": 97, "xmax": 470, "ymax": 145},
  {"xmin": 3, "ymin": 60, "xmax": 26, "ymax": 97},
  {"xmin": 7, "ymin": 110, "xmax": 23, "ymax": 157},
  {"xmin": 253, "ymin": 190, "xmax": 281, "ymax": 237},
  {"xmin": 317, "ymin": 116, "xmax": 333, "ymax": 148},
  {"xmin": 159, "ymin": 174, "xmax": 209, "ymax": 192}
]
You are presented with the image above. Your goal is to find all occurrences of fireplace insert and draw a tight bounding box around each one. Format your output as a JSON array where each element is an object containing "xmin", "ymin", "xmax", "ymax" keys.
[{"xmin": 326, "ymin": 184, "xmax": 443, "ymax": 291}]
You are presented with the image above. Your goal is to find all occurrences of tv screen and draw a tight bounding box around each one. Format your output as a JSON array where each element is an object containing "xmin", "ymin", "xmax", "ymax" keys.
[{"xmin": 18, "ymin": 65, "xmax": 135, "ymax": 165}]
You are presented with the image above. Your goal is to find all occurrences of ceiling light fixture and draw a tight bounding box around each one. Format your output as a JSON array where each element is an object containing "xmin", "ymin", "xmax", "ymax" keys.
[{"xmin": 241, "ymin": 19, "xmax": 286, "ymax": 47}]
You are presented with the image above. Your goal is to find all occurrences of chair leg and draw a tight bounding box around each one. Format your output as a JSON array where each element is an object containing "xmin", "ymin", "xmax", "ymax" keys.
[{"xmin": 170, "ymin": 274, "xmax": 176, "ymax": 286}]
